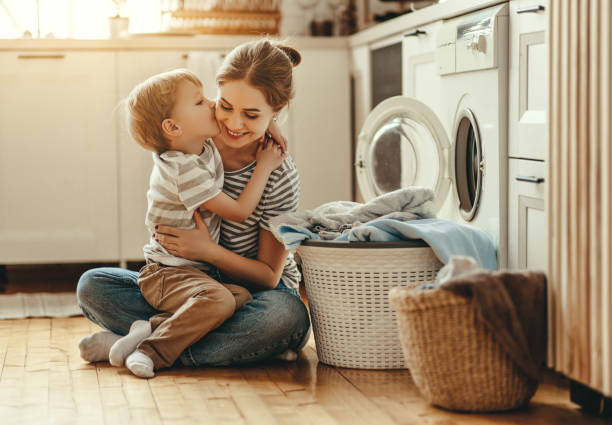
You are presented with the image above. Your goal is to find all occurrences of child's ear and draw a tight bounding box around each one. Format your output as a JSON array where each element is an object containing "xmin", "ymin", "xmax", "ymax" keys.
[{"xmin": 162, "ymin": 118, "xmax": 181, "ymax": 137}]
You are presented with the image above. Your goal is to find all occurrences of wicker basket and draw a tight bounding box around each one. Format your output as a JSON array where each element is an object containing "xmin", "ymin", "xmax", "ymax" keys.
[
  {"xmin": 297, "ymin": 240, "xmax": 443, "ymax": 369},
  {"xmin": 162, "ymin": 1, "xmax": 281, "ymax": 35},
  {"xmin": 389, "ymin": 286, "xmax": 538, "ymax": 411}
]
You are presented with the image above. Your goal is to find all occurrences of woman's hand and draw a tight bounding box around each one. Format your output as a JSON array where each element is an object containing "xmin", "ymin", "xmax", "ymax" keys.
[{"xmin": 154, "ymin": 212, "xmax": 216, "ymax": 262}]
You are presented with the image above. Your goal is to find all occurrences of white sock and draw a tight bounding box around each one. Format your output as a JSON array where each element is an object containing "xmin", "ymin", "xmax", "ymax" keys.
[
  {"xmin": 78, "ymin": 331, "xmax": 122, "ymax": 363},
  {"xmin": 109, "ymin": 320, "xmax": 152, "ymax": 367},
  {"xmin": 274, "ymin": 349, "xmax": 298, "ymax": 362},
  {"xmin": 125, "ymin": 350, "xmax": 155, "ymax": 378},
  {"xmin": 435, "ymin": 256, "xmax": 482, "ymax": 284}
]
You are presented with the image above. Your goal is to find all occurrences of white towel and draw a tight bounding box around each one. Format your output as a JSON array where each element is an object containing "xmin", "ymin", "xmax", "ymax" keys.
[{"xmin": 270, "ymin": 186, "xmax": 436, "ymax": 241}]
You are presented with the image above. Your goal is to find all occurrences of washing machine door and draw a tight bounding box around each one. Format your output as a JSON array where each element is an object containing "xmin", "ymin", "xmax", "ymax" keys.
[{"xmin": 356, "ymin": 96, "xmax": 451, "ymax": 213}]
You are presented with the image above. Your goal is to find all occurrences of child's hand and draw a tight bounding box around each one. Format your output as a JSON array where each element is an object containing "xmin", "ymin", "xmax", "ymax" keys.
[
  {"xmin": 266, "ymin": 119, "xmax": 288, "ymax": 153},
  {"xmin": 256, "ymin": 139, "xmax": 286, "ymax": 172}
]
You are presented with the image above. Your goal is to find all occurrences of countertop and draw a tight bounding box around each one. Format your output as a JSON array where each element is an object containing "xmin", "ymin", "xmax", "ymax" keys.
[
  {"xmin": 0, "ymin": 0, "xmax": 507, "ymax": 52},
  {"xmin": 348, "ymin": 0, "xmax": 507, "ymax": 47},
  {"xmin": 0, "ymin": 34, "xmax": 348, "ymax": 51}
]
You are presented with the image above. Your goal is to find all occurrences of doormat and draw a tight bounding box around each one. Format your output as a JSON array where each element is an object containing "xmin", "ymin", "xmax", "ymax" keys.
[{"xmin": 0, "ymin": 292, "xmax": 83, "ymax": 319}]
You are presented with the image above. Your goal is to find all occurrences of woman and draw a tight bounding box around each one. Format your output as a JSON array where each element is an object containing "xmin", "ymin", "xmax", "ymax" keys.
[{"xmin": 77, "ymin": 39, "xmax": 311, "ymax": 367}]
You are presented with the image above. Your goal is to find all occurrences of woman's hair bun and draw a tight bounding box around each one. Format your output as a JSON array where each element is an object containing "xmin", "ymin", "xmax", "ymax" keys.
[{"xmin": 276, "ymin": 44, "xmax": 301, "ymax": 67}]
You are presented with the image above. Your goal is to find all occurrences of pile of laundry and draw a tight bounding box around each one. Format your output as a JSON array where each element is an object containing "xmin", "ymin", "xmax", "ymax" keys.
[{"xmin": 270, "ymin": 187, "xmax": 498, "ymax": 270}]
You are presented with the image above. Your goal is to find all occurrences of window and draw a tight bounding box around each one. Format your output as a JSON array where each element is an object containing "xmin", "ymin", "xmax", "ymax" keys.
[{"xmin": 0, "ymin": 0, "xmax": 162, "ymax": 39}]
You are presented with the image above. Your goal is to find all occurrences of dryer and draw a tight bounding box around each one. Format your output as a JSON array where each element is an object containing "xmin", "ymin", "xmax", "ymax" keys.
[{"xmin": 355, "ymin": 3, "xmax": 509, "ymax": 268}]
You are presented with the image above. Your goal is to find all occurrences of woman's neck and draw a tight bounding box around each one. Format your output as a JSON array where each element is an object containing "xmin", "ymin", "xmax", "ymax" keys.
[{"xmin": 213, "ymin": 137, "xmax": 259, "ymax": 172}]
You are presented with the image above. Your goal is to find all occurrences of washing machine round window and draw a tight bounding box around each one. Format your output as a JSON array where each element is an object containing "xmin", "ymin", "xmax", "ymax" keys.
[
  {"xmin": 368, "ymin": 116, "xmax": 419, "ymax": 194},
  {"xmin": 356, "ymin": 96, "xmax": 451, "ymax": 213},
  {"xmin": 452, "ymin": 108, "xmax": 483, "ymax": 221},
  {"xmin": 356, "ymin": 96, "xmax": 485, "ymax": 222}
]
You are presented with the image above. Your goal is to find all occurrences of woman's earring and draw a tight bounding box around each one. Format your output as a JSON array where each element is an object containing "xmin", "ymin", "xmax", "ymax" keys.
[{"xmin": 273, "ymin": 116, "xmax": 278, "ymax": 122}]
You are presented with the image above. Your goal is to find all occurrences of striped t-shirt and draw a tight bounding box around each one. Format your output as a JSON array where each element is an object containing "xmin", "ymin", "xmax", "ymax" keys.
[
  {"xmin": 143, "ymin": 139, "xmax": 223, "ymax": 270},
  {"xmin": 220, "ymin": 156, "xmax": 302, "ymax": 290}
]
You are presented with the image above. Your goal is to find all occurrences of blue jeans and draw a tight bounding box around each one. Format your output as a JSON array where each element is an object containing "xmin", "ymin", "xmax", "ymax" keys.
[{"xmin": 76, "ymin": 267, "xmax": 311, "ymax": 367}]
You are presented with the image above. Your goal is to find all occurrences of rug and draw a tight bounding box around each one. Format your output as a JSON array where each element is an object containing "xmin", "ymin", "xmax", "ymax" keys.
[{"xmin": 0, "ymin": 292, "xmax": 83, "ymax": 319}]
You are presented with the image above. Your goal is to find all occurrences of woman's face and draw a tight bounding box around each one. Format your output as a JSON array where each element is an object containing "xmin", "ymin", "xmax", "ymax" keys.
[{"xmin": 215, "ymin": 80, "xmax": 276, "ymax": 149}]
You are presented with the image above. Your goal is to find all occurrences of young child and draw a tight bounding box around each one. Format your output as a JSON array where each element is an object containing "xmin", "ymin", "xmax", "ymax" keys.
[{"xmin": 109, "ymin": 69, "xmax": 285, "ymax": 378}]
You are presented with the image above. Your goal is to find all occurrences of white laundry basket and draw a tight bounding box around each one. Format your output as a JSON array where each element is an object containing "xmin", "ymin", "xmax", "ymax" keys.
[{"xmin": 297, "ymin": 240, "xmax": 443, "ymax": 369}]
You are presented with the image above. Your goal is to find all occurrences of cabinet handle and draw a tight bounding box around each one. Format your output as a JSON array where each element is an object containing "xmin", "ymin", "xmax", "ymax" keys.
[
  {"xmin": 517, "ymin": 5, "xmax": 545, "ymax": 14},
  {"xmin": 516, "ymin": 175, "xmax": 545, "ymax": 183},
  {"xmin": 404, "ymin": 29, "xmax": 426, "ymax": 37},
  {"xmin": 182, "ymin": 53, "xmax": 189, "ymax": 60},
  {"xmin": 18, "ymin": 54, "xmax": 65, "ymax": 60}
]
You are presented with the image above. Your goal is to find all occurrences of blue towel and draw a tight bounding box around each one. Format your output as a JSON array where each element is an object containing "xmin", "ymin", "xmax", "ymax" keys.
[
  {"xmin": 279, "ymin": 218, "xmax": 498, "ymax": 270},
  {"xmin": 341, "ymin": 218, "xmax": 497, "ymax": 270}
]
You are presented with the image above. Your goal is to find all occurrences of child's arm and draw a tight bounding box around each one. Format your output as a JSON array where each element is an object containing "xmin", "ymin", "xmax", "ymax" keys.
[
  {"xmin": 266, "ymin": 119, "xmax": 288, "ymax": 153},
  {"xmin": 202, "ymin": 141, "xmax": 285, "ymax": 222}
]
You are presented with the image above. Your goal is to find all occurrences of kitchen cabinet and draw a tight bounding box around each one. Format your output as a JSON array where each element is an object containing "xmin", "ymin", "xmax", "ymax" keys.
[
  {"xmin": 350, "ymin": 45, "xmax": 371, "ymax": 142},
  {"xmin": 401, "ymin": 20, "xmax": 442, "ymax": 115},
  {"xmin": 0, "ymin": 51, "xmax": 119, "ymax": 263},
  {"xmin": 290, "ymin": 48, "xmax": 352, "ymax": 210},
  {"xmin": 508, "ymin": 0, "xmax": 548, "ymax": 160},
  {"xmin": 0, "ymin": 44, "xmax": 351, "ymax": 264},
  {"xmin": 507, "ymin": 158, "xmax": 547, "ymax": 271},
  {"xmin": 350, "ymin": 45, "xmax": 371, "ymax": 203},
  {"xmin": 507, "ymin": 0, "xmax": 548, "ymax": 270},
  {"xmin": 370, "ymin": 36, "xmax": 402, "ymax": 109}
]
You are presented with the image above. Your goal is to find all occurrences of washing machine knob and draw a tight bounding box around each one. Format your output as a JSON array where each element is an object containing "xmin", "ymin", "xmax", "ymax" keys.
[{"xmin": 469, "ymin": 35, "xmax": 487, "ymax": 53}]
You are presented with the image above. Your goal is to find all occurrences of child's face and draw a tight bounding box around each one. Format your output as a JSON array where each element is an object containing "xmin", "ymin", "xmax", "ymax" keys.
[
  {"xmin": 170, "ymin": 80, "xmax": 219, "ymax": 152},
  {"xmin": 215, "ymin": 80, "xmax": 276, "ymax": 150}
]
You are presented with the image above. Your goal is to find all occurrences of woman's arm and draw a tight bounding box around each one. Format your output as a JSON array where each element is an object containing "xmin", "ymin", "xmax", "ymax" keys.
[
  {"xmin": 155, "ymin": 212, "xmax": 287, "ymax": 292},
  {"xmin": 207, "ymin": 228, "xmax": 287, "ymax": 291}
]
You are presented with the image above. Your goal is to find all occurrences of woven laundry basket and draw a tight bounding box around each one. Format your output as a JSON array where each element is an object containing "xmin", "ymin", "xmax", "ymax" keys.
[
  {"xmin": 389, "ymin": 286, "xmax": 538, "ymax": 411},
  {"xmin": 297, "ymin": 240, "xmax": 443, "ymax": 369}
]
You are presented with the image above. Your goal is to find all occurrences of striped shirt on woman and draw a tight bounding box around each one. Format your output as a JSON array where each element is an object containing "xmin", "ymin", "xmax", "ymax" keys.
[
  {"xmin": 143, "ymin": 139, "xmax": 223, "ymax": 271},
  {"xmin": 220, "ymin": 156, "xmax": 302, "ymax": 290}
]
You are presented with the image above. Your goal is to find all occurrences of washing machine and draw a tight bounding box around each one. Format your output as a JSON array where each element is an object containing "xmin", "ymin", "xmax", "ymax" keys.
[{"xmin": 355, "ymin": 3, "xmax": 509, "ymax": 268}]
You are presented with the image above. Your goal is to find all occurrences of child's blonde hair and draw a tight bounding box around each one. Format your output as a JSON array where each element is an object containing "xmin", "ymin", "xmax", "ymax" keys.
[{"xmin": 126, "ymin": 68, "xmax": 202, "ymax": 154}]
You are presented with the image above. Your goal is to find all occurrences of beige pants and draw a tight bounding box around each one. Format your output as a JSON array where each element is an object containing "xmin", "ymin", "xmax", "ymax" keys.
[{"xmin": 137, "ymin": 263, "xmax": 252, "ymax": 370}]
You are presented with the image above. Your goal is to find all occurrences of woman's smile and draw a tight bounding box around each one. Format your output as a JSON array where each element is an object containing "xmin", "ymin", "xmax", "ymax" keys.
[{"xmin": 223, "ymin": 124, "xmax": 250, "ymax": 139}]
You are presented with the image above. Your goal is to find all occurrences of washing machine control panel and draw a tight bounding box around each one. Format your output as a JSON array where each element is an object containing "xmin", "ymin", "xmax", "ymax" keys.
[{"xmin": 436, "ymin": 3, "xmax": 508, "ymax": 75}]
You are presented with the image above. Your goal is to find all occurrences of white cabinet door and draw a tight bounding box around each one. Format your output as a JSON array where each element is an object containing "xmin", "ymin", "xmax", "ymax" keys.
[
  {"xmin": 508, "ymin": 158, "xmax": 547, "ymax": 271},
  {"xmin": 0, "ymin": 52, "xmax": 119, "ymax": 263},
  {"xmin": 290, "ymin": 48, "xmax": 351, "ymax": 210},
  {"xmin": 508, "ymin": 0, "xmax": 548, "ymax": 160},
  {"xmin": 402, "ymin": 20, "xmax": 442, "ymax": 115},
  {"xmin": 351, "ymin": 45, "xmax": 371, "ymax": 151},
  {"xmin": 116, "ymin": 51, "xmax": 190, "ymax": 261},
  {"xmin": 350, "ymin": 45, "xmax": 371, "ymax": 203}
]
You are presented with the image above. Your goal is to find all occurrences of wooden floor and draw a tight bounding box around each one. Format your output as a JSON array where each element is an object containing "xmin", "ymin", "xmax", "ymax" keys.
[
  {"xmin": 0, "ymin": 265, "xmax": 609, "ymax": 424},
  {"xmin": 0, "ymin": 316, "xmax": 610, "ymax": 425}
]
